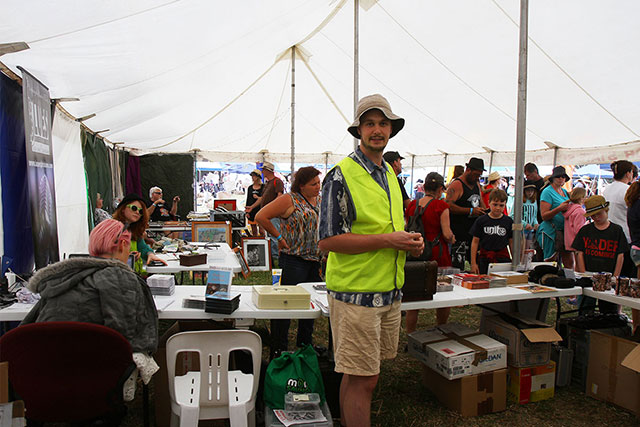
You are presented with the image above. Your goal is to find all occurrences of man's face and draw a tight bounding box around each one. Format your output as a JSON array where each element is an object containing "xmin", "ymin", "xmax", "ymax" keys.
[
  {"xmin": 489, "ymin": 199, "xmax": 506, "ymax": 216},
  {"xmin": 468, "ymin": 168, "xmax": 483, "ymax": 183},
  {"xmin": 357, "ymin": 109, "xmax": 392, "ymax": 153},
  {"xmin": 524, "ymin": 169, "xmax": 536, "ymax": 181},
  {"xmin": 391, "ymin": 159, "xmax": 402, "ymax": 175}
]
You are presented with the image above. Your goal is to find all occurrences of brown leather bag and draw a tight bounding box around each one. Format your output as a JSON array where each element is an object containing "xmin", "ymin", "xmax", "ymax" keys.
[{"xmin": 402, "ymin": 260, "xmax": 438, "ymax": 302}]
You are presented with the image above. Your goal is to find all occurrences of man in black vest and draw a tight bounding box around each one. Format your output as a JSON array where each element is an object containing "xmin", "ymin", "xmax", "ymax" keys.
[{"xmin": 445, "ymin": 157, "xmax": 487, "ymax": 269}]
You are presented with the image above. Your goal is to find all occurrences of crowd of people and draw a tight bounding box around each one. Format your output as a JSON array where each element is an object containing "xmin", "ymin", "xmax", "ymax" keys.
[{"xmin": 15, "ymin": 92, "xmax": 640, "ymax": 427}]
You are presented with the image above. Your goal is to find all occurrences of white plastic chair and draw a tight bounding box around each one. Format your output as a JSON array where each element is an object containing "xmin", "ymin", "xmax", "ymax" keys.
[{"xmin": 166, "ymin": 330, "xmax": 262, "ymax": 427}]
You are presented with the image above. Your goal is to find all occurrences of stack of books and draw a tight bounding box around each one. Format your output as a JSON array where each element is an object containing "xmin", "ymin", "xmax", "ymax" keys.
[{"xmin": 147, "ymin": 274, "xmax": 175, "ymax": 296}]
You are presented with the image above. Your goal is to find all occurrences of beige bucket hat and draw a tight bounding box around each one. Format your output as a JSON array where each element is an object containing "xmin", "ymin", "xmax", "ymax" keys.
[{"xmin": 347, "ymin": 94, "xmax": 405, "ymax": 139}]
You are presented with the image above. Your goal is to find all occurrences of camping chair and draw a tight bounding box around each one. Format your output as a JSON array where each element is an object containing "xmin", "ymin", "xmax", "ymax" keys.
[
  {"xmin": 0, "ymin": 321, "xmax": 135, "ymax": 425},
  {"xmin": 166, "ymin": 329, "xmax": 262, "ymax": 427}
]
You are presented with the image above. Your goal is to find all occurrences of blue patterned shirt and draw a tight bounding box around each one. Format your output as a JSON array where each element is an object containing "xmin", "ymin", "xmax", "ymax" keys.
[{"xmin": 319, "ymin": 146, "xmax": 402, "ymax": 307}]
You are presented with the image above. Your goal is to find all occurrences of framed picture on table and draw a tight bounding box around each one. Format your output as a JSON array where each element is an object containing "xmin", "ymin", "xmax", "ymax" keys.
[
  {"xmin": 241, "ymin": 237, "xmax": 271, "ymax": 272},
  {"xmin": 233, "ymin": 247, "xmax": 251, "ymax": 279},
  {"xmin": 214, "ymin": 199, "xmax": 237, "ymax": 211},
  {"xmin": 191, "ymin": 221, "xmax": 232, "ymax": 246}
]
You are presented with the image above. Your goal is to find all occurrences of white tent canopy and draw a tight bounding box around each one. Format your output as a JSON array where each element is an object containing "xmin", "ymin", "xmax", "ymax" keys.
[{"xmin": 1, "ymin": 0, "xmax": 639, "ymax": 168}]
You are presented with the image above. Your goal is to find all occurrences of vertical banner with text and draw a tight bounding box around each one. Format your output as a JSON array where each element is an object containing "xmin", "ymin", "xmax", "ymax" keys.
[{"xmin": 20, "ymin": 67, "xmax": 60, "ymax": 268}]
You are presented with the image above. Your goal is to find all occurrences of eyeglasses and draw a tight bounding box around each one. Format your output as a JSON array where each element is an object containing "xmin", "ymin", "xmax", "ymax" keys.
[
  {"xmin": 127, "ymin": 204, "xmax": 142, "ymax": 213},
  {"xmin": 153, "ymin": 191, "xmax": 162, "ymax": 195},
  {"xmin": 113, "ymin": 222, "xmax": 129, "ymax": 244}
]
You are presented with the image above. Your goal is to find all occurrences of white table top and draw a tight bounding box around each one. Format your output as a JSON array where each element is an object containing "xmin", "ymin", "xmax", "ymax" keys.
[
  {"xmin": 582, "ymin": 288, "xmax": 640, "ymax": 310},
  {"xmin": 146, "ymin": 243, "xmax": 241, "ymax": 273},
  {"xmin": 0, "ymin": 285, "xmax": 322, "ymax": 322},
  {"xmin": 300, "ymin": 282, "xmax": 582, "ymax": 316}
]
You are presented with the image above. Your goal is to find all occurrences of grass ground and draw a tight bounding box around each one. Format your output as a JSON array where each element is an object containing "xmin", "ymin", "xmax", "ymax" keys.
[{"xmin": 120, "ymin": 271, "xmax": 639, "ymax": 426}]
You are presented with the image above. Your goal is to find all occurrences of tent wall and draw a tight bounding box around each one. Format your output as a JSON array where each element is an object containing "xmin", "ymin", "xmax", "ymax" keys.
[
  {"xmin": 81, "ymin": 129, "xmax": 114, "ymax": 227},
  {"xmin": 139, "ymin": 154, "xmax": 194, "ymax": 219},
  {"xmin": 0, "ymin": 73, "xmax": 34, "ymax": 274},
  {"xmin": 52, "ymin": 111, "xmax": 89, "ymax": 257}
]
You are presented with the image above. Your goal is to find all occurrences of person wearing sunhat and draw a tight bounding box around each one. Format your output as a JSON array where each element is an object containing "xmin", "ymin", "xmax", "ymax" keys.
[
  {"xmin": 244, "ymin": 168, "xmax": 265, "ymax": 236},
  {"xmin": 573, "ymin": 195, "xmax": 628, "ymax": 314},
  {"xmin": 112, "ymin": 193, "xmax": 167, "ymax": 273},
  {"xmin": 538, "ymin": 166, "xmax": 572, "ymax": 265},
  {"xmin": 318, "ymin": 94, "xmax": 424, "ymax": 427},
  {"xmin": 445, "ymin": 157, "xmax": 488, "ymax": 270},
  {"xmin": 383, "ymin": 150, "xmax": 410, "ymax": 209},
  {"xmin": 481, "ymin": 171, "xmax": 507, "ymax": 214}
]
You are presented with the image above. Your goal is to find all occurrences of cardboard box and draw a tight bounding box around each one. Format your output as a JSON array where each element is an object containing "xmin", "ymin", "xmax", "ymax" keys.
[
  {"xmin": 586, "ymin": 330, "xmax": 640, "ymax": 415},
  {"xmin": 480, "ymin": 313, "xmax": 562, "ymax": 367},
  {"xmin": 408, "ymin": 323, "xmax": 506, "ymax": 380},
  {"xmin": 252, "ymin": 285, "xmax": 310, "ymax": 310},
  {"xmin": 508, "ymin": 361, "xmax": 556, "ymax": 403},
  {"xmin": 421, "ymin": 365, "xmax": 507, "ymax": 417},
  {"xmin": 0, "ymin": 362, "xmax": 7, "ymax": 403},
  {"xmin": 490, "ymin": 271, "xmax": 529, "ymax": 285},
  {"xmin": 153, "ymin": 320, "xmax": 234, "ymax": 427}
]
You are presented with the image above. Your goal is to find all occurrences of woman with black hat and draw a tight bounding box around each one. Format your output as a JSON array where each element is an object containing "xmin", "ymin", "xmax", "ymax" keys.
[
  {"xmin": 245, "ymin": 169, "xmax": 265, "ymax": 236},
  {"xmin": 112, "ymin": 193, "xmax": 167, "ymax": 273},
  {"xmin": 538, "ymin": 166, "xmax": 572, "ymax": 266}
]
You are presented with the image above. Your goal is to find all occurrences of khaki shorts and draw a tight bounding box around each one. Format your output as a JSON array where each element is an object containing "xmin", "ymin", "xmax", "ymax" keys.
[{"xmin": 328, "ymin": 295, "xmax": 401, "ymax": 376}]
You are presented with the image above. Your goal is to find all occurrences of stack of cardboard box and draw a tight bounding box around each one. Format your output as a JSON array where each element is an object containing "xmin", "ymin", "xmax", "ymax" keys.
[
  {"xmin": 0, "ymin": 362, "xmax": 26, "ymax": 425},
  {"xmin": 480, "ymin": 313, "xmax": 562, "ymax": 404},
  {"xmin": 408, "ymin": 323, "xmax": 508, "ymax": 416}
]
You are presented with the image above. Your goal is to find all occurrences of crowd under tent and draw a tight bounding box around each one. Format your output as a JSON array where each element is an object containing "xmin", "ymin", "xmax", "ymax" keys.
[{"xmin": 1, "ymin": 0, "xmax": 639, "ymax": 271}]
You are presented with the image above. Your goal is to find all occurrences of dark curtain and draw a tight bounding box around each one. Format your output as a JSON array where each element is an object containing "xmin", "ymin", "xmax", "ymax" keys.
[
  {"xmin": 139, "ymin": 154, "xmax": 194, "ymax": 219},
  {"xmin": 81, "ymin": 130, "xmax": 112, "ymax": 229},
  {"xmin": 0, "ymin": 73, "xmax": 34, "ymax": 274},
  {"xmin": 126, "ymin": 154, "xmax": 141, "ymax": 197}
]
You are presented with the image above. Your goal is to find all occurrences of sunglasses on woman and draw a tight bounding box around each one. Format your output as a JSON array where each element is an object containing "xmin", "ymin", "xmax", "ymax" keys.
[{"xmin": 127, "ymin": 204, "xmax": 142, "ymax": 213}]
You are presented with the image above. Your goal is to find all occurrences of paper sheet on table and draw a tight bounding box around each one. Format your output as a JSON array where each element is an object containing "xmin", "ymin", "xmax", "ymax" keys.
[
  {"xmin": 153, "ymin": 297, "xmax": 175, "ymax": 311},
  {"xmin": 273, "ymin": 409, "xmax": 327, "ymax": 426}
]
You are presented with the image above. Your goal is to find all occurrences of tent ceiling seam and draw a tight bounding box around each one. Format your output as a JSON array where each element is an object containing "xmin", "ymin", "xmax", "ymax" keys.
[
  {"xmin": 28, "ymin": 0, "xmax": 180, "ymax": 44},
  {"xmin": 146, "ymin": 60, "xmax": 279, "ymax": 150},
  {"xmin": 491, "ymin": 0, "xmax": 639, "ymax": 138},
  {"xmin": 266, "ymin": 60, "xmax": 291, "ymax": 148},
  {"xmin": 300, "ymin": 54, "xmax": 349, "ymax": 124},
  {"xmin": 377, "ymin": 3, "xmax": 545, "ymax": 142},
  {"xmin": 320, "ymin": 32, "xmax": 484, "ymax": 150}
]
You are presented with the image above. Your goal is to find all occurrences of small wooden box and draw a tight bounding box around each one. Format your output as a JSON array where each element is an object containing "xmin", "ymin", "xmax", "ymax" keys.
[
  {"xmin": 179, "ymin": 253, "xmax": 207, "ymax": 266},
  {"xmin": 252, "ymin": 285, "xmax": 310, "ymax": 310}
]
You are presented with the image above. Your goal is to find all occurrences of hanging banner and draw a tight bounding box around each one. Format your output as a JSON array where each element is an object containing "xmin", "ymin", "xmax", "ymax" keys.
[{"xmin": 19, "ymin": 67, "xmax": 60, "ymax": 268}]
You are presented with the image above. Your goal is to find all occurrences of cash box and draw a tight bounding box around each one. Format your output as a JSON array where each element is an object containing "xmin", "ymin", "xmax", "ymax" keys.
[
  {"xmin": 252, "ymin": 285, "xmax": 310, "ymax": 310},
  {"xmin": 179, "ymin": 253, "xmax": 207, "ymax": 266},
  {"xmin": 408, "ymin": 323, "xmax": 506, "ymax": 380}
]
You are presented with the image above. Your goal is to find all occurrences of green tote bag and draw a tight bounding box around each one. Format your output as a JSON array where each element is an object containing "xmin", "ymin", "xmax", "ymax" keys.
[{"xmin": 263, "ymin": 344, "xmax": 326, "ymax": 409}]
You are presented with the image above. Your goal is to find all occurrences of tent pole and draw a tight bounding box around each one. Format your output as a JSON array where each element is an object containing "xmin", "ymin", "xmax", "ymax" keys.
[
  {"xmin": 512, "ymin": 0, "xmax": 529, "ymax": 269},
  {"xmin": 353, "ymin": 0, "xmax": 359, "ymax": 152},
  {"xmin": 410, "ymin": 154, "xmax": 415, "ymax": 198},
  {"xmin": 442, "ymin": 152, "xmax": 448, "ymax": 177},
  {"xmin": 192, "ymin": 149, "xmax": 199, "ymax": 213},
  {"xmin": 290, "ymin": 46, "xmax": 296, "ymax": 175},
  {"xmin": 489, "ymin": 151, "xmax": 495, "ymax": 174}
]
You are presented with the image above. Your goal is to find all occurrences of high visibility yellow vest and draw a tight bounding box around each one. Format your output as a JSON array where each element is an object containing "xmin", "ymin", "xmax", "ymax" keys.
[{"xmin": 326, "ymin": 157, "xmax": 406, "ymax": 293}]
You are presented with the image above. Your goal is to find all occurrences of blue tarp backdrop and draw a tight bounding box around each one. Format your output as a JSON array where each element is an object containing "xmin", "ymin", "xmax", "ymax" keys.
[{"xmin": 0, "ymin": 72, "xmax": 34, "ymax": 274}]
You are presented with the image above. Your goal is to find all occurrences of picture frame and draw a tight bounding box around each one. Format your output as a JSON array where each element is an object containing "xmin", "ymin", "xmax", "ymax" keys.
[
  {"xmin": 191, "ymin": 221, "xmax": 232, "ymax": 246},
  {"xmin": 214, "ymin": 199, "xmax": 237, "ymax": 211},
  {"xmin": 233, "ymin": 247, "xmax": 251, "ymax": 279},
  {"xmin": 241, "ymin": 237, "xmax": 271, "ymax": 272}
]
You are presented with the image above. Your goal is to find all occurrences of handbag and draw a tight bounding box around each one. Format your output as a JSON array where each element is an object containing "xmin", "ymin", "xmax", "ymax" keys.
[
  {"xmin": 263, "ymin": 344, "xmax": 326, "ymax": 409},
  {"xmin": 405, "ymin": 199, "xmax": 441, "ymax": 262}
]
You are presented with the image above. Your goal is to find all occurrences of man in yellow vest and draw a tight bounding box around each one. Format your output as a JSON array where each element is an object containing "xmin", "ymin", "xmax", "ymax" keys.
[{"xmin": 319, "ymin": 94, "xmax": 424, "ymax": 427}]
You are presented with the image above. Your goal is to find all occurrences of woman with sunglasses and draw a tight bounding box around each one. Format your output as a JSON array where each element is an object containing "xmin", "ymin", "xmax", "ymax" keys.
[
  {"xmin": 112, "ymin": 194, "xmax": 167, "ymax": 273},
  {"xmin": 22, "ymin": 219, "xmax": 158, "ymax": 353}
]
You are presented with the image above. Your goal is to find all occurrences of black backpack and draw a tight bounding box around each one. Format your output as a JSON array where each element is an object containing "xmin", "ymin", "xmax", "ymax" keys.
[{"xmin": 405, "ymin": 199, "xmax": 442, "ymax": 262}]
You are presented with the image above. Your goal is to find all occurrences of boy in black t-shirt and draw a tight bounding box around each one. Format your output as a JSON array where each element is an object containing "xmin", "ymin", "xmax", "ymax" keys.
[
  {"xmin": 470, "ymin": 189, "xmax": 514, "ymax": 274},
  {"xmin": 572, "ymin": 195, "xmax": 628, "ymax": 314}
]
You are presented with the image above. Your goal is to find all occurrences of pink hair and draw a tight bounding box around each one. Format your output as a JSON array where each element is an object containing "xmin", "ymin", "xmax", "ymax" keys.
[{"xmin": 89, "ymin": 219, "xmax": 131, "ymax": 257}]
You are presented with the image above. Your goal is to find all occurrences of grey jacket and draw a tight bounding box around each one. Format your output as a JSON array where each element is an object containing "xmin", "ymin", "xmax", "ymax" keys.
[{"xmin": 22, "ymin": 257, "xmax": 159, "ymax": 353}]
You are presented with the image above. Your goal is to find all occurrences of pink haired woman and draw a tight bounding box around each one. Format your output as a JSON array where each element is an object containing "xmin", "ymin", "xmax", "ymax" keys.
[{"xmin": 22, "ymin": 219, "xmax": 158, "ymax": 353}]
